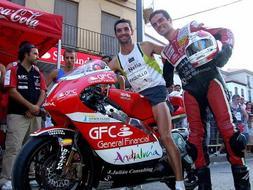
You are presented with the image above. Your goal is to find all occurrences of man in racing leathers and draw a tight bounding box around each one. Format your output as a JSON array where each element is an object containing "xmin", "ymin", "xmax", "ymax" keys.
[{"xmin": 149, "ymin": 9, "xmax": 250, "ymax": 190}]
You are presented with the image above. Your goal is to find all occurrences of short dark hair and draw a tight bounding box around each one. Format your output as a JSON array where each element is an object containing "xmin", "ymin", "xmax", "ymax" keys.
[
  {"xmin": 19, "ymin": 41, "xmax": 30, "ymax": 49},
  {"xmin": 18, "ymin": 42, "xmax": 36, "ymax": 62},
  {"xmin": 63, "ymin": 48, "xmax": 76, "ymax": 58},
  {"xmin": 149, "ymin": 9, "xmax": 171, "ymax": 22},
  {"xmin": 114, "ymin": 19, "xmax": 133, "ymax": 34},
  {"xmin": 232, "ymin": 94, "xmax": 240, "ymax": 101}
]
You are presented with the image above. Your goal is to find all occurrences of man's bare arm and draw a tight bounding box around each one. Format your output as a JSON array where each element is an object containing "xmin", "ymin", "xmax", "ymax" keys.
[{"xmin": 141, "ymin": 41, "xmax": 164, "ymax": 56}]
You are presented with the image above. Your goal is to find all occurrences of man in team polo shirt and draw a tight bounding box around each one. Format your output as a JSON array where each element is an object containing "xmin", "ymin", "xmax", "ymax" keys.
[{"xmin": 0, "ymin": 43, "xmax": 46, "ymax": 189}]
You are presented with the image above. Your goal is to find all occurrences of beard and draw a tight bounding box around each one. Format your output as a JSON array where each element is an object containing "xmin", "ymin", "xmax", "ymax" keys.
[{"xmin": 118, "ymin": 35, "xmax": 132, "ymax": 45}]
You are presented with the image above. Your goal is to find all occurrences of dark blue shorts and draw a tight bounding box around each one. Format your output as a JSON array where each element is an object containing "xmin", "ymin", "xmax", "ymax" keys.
[{"xmin": 140, "ymin": 85, "xmax": 167, "ymax": 106}]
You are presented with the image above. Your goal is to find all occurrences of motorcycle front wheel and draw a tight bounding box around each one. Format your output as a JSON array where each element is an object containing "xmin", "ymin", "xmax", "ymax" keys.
[{"xmin": 12, "ymin": 136, "xmax": 94, "ymax": 190}]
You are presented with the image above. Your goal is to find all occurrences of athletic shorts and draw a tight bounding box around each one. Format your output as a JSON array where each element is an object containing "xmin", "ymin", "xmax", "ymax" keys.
[{"xmin": 140, "ymin": 85, "xmax": 167, "ymax": 106}]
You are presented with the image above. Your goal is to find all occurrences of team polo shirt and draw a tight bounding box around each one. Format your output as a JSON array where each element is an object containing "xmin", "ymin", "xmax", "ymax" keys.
[{"xmin": 4, "ymin": 64, "xmax": 46, "ymax": 115}]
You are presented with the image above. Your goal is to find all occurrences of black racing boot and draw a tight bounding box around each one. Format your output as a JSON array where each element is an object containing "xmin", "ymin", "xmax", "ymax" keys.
[
  {"xmin": 197, "ymin": 167, "xmax": 212, "ymax": 190},
  {"xmin": 231, "ymin": 165, "xmax": 251, "ymax": 190}
]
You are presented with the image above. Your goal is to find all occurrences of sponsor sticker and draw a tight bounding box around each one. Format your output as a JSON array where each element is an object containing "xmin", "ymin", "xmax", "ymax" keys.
[
  {"xmin": 97, "ymin": 136, "xmax": 150, "ymax": 149},
  {"xmin": 57, "ymin": 89, "xmax": 77, "ymax": 100},
  {"xmin": 89, "ymin": 125, "xmax": 133, "ymax": 140}
]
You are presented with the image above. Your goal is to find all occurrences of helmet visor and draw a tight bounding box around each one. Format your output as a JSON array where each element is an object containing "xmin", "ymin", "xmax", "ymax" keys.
[{"xmin": 186, "ymin": 39, "xmax": 213, "ymax": 57}]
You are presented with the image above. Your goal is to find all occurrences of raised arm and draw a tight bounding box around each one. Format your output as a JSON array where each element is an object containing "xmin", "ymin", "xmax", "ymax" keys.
[{"xmin": 141, "ymin": 41, "xmax": 164, "ymax": 57}]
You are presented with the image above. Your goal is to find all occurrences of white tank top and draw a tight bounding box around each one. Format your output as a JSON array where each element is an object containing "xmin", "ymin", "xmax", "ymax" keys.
[{"xmin": 118, "ymin": 43, "xmax": 165, "ymax": 92}]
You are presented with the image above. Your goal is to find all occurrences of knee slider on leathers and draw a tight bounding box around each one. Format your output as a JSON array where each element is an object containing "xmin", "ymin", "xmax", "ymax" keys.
[
  {"xmin": 186, "ymin": 141, "xmax": 198, "ymax": 162},
  {"xmin": 229, "ymin": 131, "xmax": 247, "ymax": 157}
]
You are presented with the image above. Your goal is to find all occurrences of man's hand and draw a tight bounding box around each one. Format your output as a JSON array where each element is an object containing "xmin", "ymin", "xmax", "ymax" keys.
[
  {"xmin": 28, "ymin": 104, "xmax": 40, "ymax": 115},
  {"xmin": 214, "ymin": 44, "xmax": 233, "ymax": 67},
  {"xmin": 25, "ymin": 111, "xmax": 34, "ymax": 118}
]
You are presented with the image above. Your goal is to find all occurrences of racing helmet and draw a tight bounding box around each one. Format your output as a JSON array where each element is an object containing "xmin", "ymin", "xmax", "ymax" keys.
[{"xmin": 185, "ymin": 30, "xmax": 218, "ymax": 67}]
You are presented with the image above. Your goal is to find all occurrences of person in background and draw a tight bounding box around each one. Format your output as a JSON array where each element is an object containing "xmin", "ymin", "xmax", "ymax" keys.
[
  {"xmin": 0, "ymin": 64, "xmax": 5, "ymax": 87},
  {"xmin": 174, "ymin": 84, "xmax": 181, "ymax": 92},
  {"xmin": 231, "ymin": 94, "xmax": 249, "ymax": 142},
  {"xmin": 167, "ymin": 84, "xmax": 174, "ymax": 94},
  {"xmin": 0, "ymin": 43, "xmax": 46, "ymax": 190},
  {"xmin": 246, "ymin": 102, "xmax": 253, "ymax": 149},
  {"xmin": 0, "ymin": 63, "xmax": 7, "ymax": 153},
  {"xmin": 240, "ymin": 96, "xmax": 246, "ymax": 109},
  {"xmin": 246, "ymin": 101, "xmax": 252, "ymax": 114},
  {"xmin": 109, "ymin": 18, "xmax": 185, "ymax": 190},
  {"xmin": 169, "ymin": 84, "xmax": 182, "ymax": 97},
  {"xmin": 149, "ymin": 9, "xmax": 250, "ymax": 190},
  {"xmin": 46, "ymin": 48, "xmax": 76, "ymax": 86},
  {"xmin": 246, "ymin": 102, "xmax": 252, "ymax": 127},
  {"xmin": 45, "ymin": 49, "xmax": 77, "ymax": 128}
]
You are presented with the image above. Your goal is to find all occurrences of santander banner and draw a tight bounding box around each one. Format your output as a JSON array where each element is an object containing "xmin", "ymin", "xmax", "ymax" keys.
[{"xmin": 40, "ymin": 47, "xmax": 101, "ymax": 67}]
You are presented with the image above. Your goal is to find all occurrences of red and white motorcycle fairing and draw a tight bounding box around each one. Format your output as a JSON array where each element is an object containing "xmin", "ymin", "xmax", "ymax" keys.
[{"xmin": 12, "ymin": 60, "xmax": 196, "ymax": 190}]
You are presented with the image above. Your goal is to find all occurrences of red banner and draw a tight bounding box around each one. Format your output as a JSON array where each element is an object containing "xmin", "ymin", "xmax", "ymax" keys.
[
  {"xmin": 40, "ymin": 47, "xmax": 101, "ymax": 67},
  {"xmin": 0, "ymin": 0, "xmax": 62, "ymax": 65}
]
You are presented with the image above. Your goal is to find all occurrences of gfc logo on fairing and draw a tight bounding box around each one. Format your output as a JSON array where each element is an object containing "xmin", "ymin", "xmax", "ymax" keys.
[{"xmin": 89, "ymin": 125, "xmax": 133, "ymax": 139}]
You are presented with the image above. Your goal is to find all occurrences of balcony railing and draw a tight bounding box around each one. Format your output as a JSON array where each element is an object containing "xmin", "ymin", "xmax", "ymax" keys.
[{"xmin": 62, "ymin": 23, "xmax": 119, "ymax": 57}]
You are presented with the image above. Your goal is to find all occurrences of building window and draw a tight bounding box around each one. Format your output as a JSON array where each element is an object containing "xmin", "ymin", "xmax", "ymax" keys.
[
  {"xmin": 54, "ymin": 0, "xmax": 78, "ymax": 48},
  {"xmin": 241, "ymin": 89, "xmax": 244, "ymax": 97},
  {"xmin": 9, "ymin": 0, "xmax": 25, "ymax": 5},
  {"xmin": 229, "ymin": 91, "xmax": 232, "ymax": 98},
  {"xmin": 101, "ymin": 11, "xmax": 119, "ymax": 56},
  {"xmin": 247, "ymin": 75, "xmax": 251, "ymax": 87},
  {"xmin": 234, "ymin": 87, "xmax": 238, "ymax": 95}
]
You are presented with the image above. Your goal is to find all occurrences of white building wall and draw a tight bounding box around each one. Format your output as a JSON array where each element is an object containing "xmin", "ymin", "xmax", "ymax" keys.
[
  {"xmin": 228, "ymin": 73, "xmax": 247, "ymax": 84},
  {"xmin": 226, "ymin": 82, "xmax": 248, "ymax": 100}
]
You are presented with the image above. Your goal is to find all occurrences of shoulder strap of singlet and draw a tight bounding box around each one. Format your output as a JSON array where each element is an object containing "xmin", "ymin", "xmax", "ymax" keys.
[{"xmin": 136, "ymin": 43, "xmax": 144, "ymax": 57}]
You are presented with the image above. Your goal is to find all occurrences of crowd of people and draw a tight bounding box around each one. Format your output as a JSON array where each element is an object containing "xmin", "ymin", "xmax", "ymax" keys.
[{"xmin": 0, "ymin": 8, "xmax": 252, "ymax": 190}]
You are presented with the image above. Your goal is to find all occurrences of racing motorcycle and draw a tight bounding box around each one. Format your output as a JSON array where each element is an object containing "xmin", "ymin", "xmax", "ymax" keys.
[{"xmin": 12, "ymin": 60, "xmax": 197, "ymax": 190}]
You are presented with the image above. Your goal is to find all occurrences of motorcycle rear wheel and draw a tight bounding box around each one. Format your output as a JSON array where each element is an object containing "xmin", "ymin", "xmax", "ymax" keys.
[{"xmin": 12, "ymin": 136, "xmax": 94, "ymax": 190}]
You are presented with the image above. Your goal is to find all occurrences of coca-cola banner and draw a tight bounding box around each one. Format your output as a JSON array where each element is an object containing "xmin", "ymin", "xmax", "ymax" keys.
[
  {"xmin": 0, "ymin": 0, "xmax": 62, "ymax": 65},
  {"xmin": 0, "ymin": 1, "xmax": 62, "ymax": 36},
  {"xmin": 40, "ymin": 47, "xmax": 101, "ymax": 67},
  {"xmin": 0, "ymin": 6, "xmax": 43, "ymax": 28}
]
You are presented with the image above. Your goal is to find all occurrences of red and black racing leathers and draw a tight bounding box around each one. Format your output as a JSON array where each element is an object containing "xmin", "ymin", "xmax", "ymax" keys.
[{"xmin": 162, "ymin": 21, "xmax": 244, "ymax": 169}]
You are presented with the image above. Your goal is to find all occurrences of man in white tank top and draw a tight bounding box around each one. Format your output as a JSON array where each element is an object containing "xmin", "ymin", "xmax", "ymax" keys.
[{"xmin": 108, "ymin": 19, "xmax": 185, "ymax": 190}]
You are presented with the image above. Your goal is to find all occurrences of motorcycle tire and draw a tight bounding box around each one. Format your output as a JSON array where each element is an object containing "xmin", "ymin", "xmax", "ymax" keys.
[{"xmin": 12, "ymin": 136, "xmax": 94, "ymax": 190}]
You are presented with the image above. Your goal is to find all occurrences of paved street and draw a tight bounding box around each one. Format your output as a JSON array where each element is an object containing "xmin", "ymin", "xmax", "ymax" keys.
[
  {"xmin": 3, "ymin": 153, "xmax": 251, "ymax": 189},
  {"xmin": 113, "ymin": 157, "xmax": 253, "ymax": 190}
]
